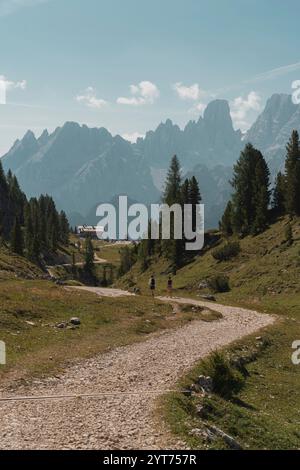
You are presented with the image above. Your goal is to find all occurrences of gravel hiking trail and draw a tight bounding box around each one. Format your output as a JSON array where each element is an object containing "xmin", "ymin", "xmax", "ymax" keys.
[{"xmin": 0, "ymin": 289, "xmax": 275, "ymax": 450}]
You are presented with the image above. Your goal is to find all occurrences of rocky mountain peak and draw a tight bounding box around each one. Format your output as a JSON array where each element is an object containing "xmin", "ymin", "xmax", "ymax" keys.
[{"xmin": 203, "ymin": 99, "xmax": 233, "ymax": 130}]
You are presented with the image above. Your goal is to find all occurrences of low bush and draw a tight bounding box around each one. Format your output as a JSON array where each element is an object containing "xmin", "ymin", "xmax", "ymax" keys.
[
  {"xmin": 202, "ymin": 352, "xmax": 245, "ymax": 399},
  {"xmin": 208, "ymin": 275, "xmax": 230, "ymax": 293},
  {"xmin": 212, "ymin": 242, "xmax": 240, "ymax": 262}
]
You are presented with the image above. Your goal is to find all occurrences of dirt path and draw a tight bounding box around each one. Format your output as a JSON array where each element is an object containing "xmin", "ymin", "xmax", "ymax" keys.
[
  {"xmin": 66, "ymin": 286, "xmax": 135, "ymax": 297},
  {"xmin": 46, "ymin": 253, "xmax": 108, "ymax": 277},
  {"xmin": 0, "ymin": 292, "xmax": 275, "ymax": 450}
]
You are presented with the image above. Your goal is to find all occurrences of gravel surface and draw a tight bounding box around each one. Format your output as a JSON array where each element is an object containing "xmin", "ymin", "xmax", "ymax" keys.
[
  {"xmin": 66, "ymin": 286, "xmax": 135, "ymax": 297},
  {"xmin": 0, "ymin": 294, "xmax": 275, "ymax": 450}
]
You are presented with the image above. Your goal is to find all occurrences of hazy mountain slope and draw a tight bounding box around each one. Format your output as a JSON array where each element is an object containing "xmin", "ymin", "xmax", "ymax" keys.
[
  {"xmin": 2, "ymin": 122, "xmax": 159, "ymax": 219},
  {"xmin": 185, "ymin": 164, "xmax": 232, "ymax": 229},
  {"xmin": 245, "ymin": 93, "xmax": 300, "ymax": 171},
  {"xmin": 135, "ymin": 99, "xmax": 242, "ymax": 171},
  {"xmin": 3, "ymin": 94, "xmax": 300, "ymax": 229}
]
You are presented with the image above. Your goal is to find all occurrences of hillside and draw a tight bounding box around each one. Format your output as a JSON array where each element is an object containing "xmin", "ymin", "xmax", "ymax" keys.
[
  {"xmin": 0, "ymin": 247, "xmax": 43, "ymax": 281},
  {"xmin": 118, "ymin": 216, "xmax": 300, "ymax": 303},
  {"xmin": 117, "ymin": 216, "xmax": 300, "ymax": 449}
]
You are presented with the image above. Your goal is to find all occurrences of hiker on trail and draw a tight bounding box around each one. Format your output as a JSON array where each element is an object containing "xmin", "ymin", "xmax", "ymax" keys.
[
  {"xmin": 167, "ymin": 276, "xmax": 173, "ymax": 296},
  {"xmin": 149, "ymin": 275, "xmax": 156, "ymax": 297}
]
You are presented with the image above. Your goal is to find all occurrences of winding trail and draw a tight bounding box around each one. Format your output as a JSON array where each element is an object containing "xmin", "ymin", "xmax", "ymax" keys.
[
  {"xmin": 0, "ymin": 288, "xmax": 275, "ymax": 450},
  {"xmin": 46, "ymin": 253, "xmax": 108, "ymax": 278}
]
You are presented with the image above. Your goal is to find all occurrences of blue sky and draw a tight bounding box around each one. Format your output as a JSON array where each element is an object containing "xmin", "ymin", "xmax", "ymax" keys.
[{"xmin": 1, "ymin": 0, "xmax": 300, "ymax": 154}]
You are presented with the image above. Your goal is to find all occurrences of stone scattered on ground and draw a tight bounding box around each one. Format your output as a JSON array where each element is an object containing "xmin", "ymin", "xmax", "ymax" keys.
[{"xmin": 55, "ymin": 322, "xmax": 68, "ymax": 329}]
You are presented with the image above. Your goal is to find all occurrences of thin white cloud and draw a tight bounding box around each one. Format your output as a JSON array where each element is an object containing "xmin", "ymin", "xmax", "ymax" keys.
[
  {"xmin": 248, "ymin": 61, "xmax": 300, "ymax": 83},
  {"xmin": 76, "ymin": 87, "xmax": 108, "ymax": 109},
  {"xmin": 0, "ymin": 75, "xmax": 27, "ymax": 104},
  {"xmin": 117, "ymin": 81, "xmax": 159, "ymax": 106},
  {"xmin": 230, "ymin": 91, "xmax": 261, "ymax": 131},
  {"xmin": 122, "ymin": 132, "xmax": 144, "ymax": 143},
  {"xmin": 0, "ymin": 75, "xmax": 27, "ymax": 90},
  {"xmin": 213, "ymin": 61, "xmax": 300, "ymax": 98},
  {"xmin": 188, "ymin": 102, "xmax": 207, "ymax": 116},
  {"xmin": 173, "ymin": 82, "xmax": 205, "ymax": 101},
  {"xmin": 0, "ymin": 0, "xmax": 48, "ymax": 17}
]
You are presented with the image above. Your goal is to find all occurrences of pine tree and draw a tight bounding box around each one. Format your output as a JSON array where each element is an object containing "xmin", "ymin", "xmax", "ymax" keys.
[
  {"xmin": 84, "ymin": 236, "xmax": 95, "ymax": 274},
  {"xmin": 229, "ymin": 144, "xmax": 270, "ymax": 235},
  {"xmin": 180, "ymin": 179, "xmax": 190, "ymax": 206},
  {"xmin": 179, "ymin": 179, "xmax": 190, "ymax": 252},
  {"xmin": 10, "ymin": 218, "xmax": 23, "ymax": 256},
  {"xmin": 0, "ymin": 160, "xmax": 9, "ymax": 238},
  {"xmin": 0, "ymin": 160, "xmax": 8, "ymax": 196},
  {"xmin": 24, "ymin": 205, "xmax": 36, "ymax": 261},
  {"xmin": 189, "ymin": 176, "xmax": 202, "ymax": 234},
  {"xmin": 231, "ymin": 144, "xmax": 257, "ymax": 234},
  {"xmin": 0, "ymin": 164, "xmax": 70, "ymax": 264},
  {"xmin": 272, "ymin": 172, "xmax": 286, "ymax": 215},
  {"xmin": 59, "ymin": 210, "xmax": 69, "ymax": 245},
  {"xmin": 284, "ymin": 130, "xmax": 300, "ymax": 216},
  {"xmin": 252, "ymin": 154, "xmax": 271, "ymax": 234},
  {"xmin": 46, "ymin": 198, "xmax": 60, "ymax": 251},
  {"xmin": 8, "ymin": 174, "xmax": 25, "ymax": 224},
  {"xmin": 220, "ymin": 201, "xmax": 233, "ymax": 236},
  {"xmin": 162, "ymin": 156, "xmax": 183, "ymax": 268},
  {"xmin": 163, "ymin": 155, "xmax": 182, "ymax": 205}
]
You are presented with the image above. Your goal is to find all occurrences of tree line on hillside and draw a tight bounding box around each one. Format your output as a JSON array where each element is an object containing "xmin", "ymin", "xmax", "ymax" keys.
[
  {"xmin": 0, "ymin": 160, "xmax": 69, "ymax": 264},
  {"xmin": 120, "ymin": 129, "xmax": 300, "ymax": 278},
  {"xmin": 220, "ymin": 129, "xmax": 300, "ymax": 237},
  {"xmin": 120, "ymin": 155, "xmax": 201, "ymax": 275}
]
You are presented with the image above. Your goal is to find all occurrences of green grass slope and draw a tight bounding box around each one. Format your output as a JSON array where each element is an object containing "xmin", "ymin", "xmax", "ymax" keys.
[
  {"xmin": 118, "ymin": 216, "xmax": 300, "ymax": 450},
  {"xmin": 0, "ymin": 247, "xmax": 43, "ymax": 281}
]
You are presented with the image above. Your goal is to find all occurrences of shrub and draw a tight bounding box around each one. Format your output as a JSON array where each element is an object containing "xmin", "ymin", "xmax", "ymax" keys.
[
  {"xmin": 284, "ymin": 223, "xmax": 293, "ymax": 246},
  {"xmin": 208, "ymin": 275, "xmax": 230, "ymax": 293},
  {"xmin": 202, "ymin": 352, "xmax": 245, "ymax": 399},
  {"xmin": 118, "ymin": 246, "xmax": 137, "ymax": 276},
  {"xmin": 212, "ymin": 241, "xmax": 240, "ymax": 262}
]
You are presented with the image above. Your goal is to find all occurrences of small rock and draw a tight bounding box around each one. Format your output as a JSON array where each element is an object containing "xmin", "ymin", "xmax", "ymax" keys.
[
  {"xmin": 56, "ymin": 322, "xmax": 68, "ymax": 329},
  {"xmin": 206, "ymin": 424, "xmax": 242, "ymax": 450},
  {"xmin": 195, "ymin": 404, "xmax": 206, "ymax": 418},
  {"xmin": 200, "ymin": 295, "xmax": 216, "ymax": 301},
  {"xmin": 190, "ymin": 427, "xmax": 216, "ymax": 442},
  {"xmin": 197, "ymin": 375, "xmax": 213, "ymax": 393},
  {"xmin": 70, "ymin": 317, "xmax": 81, "ymax": 326}
]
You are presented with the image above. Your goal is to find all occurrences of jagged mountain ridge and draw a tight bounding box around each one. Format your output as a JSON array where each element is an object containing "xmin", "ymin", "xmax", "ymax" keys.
[
  {"xmin": 2, "ymin": 123, "xmax": 160, "ymax": 216},
  {"xmin": 135, "ymin": 99, "xmax": 242, "ymax": 171},
  {"xmin": 2, "ymin": 94, "xmax": 300, "ymax": 228}
]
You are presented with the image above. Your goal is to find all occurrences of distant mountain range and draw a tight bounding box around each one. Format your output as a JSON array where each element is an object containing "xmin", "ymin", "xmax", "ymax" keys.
[{"xmin": 2, "ymin": 93, "xmax": 299, "ymax": 228}]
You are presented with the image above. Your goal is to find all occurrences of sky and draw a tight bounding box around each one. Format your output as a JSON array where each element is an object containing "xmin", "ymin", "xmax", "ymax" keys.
[{"xmin": 1, "ymin": 0, "xmax": 300, "ymax": 154}]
